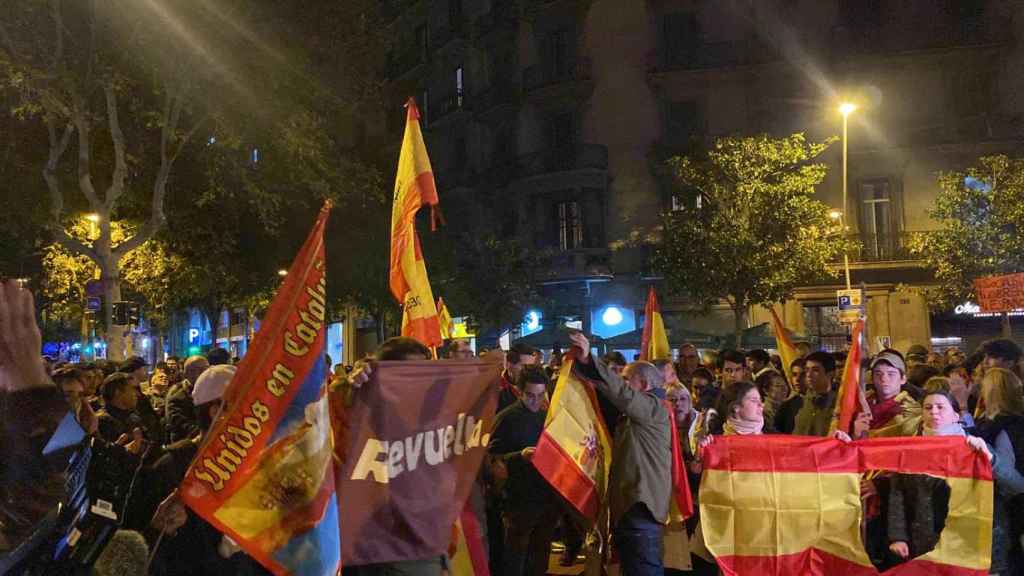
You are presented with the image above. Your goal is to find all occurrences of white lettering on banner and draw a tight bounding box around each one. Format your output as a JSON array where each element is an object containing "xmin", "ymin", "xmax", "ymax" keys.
[
  {"xmin": 349, "ymin": 413, "xmax": 491, "ymax": 484},
  {"xmin": 955, "ymin": 302, "xmax": 981, "ymax": 315}
]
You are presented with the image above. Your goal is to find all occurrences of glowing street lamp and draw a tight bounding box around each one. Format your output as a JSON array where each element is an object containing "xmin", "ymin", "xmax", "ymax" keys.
[
  {"xmin": 278, "ymin": 269, "xmax": 288, "ymax": 277},
  {"xmin": 838, "ymin": 102, "xmax": 858, "ymax": 290}
]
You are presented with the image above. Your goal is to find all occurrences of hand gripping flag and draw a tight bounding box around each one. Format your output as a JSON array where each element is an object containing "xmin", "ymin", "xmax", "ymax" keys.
[
  {"xmin": 700, "ymin": 435, "xmax": 993, "ymax": 576},
  {"xmin": 769, "ymin": 307, "xmax": 800, "ymax": 395},
  {"xmin": 830, "ymin": 319, "xmax": 865, "ymax": 436},
  {"xmin": 180, "ymin": 203, "xmax": 339, "ymax": 576},
  {"xmin": 640, "ymin": 286, "xmax": 671, "ymax": 362},
  {"xmin": 532, "ymin": 357, "xmax": 613, "ymax": 521},
  {"xmin": 391, "ymin": 97, "xmax": 443, "ymax": 348}
]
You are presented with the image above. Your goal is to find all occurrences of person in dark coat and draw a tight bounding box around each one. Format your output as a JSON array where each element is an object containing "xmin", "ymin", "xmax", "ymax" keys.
[{"xmin": 488, "ymin": 365, "xmax": 559, "ymax": 576}]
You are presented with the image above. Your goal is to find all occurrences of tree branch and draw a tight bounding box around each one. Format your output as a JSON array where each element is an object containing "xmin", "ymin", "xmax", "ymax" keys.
[
  {"xmin": 43, "ymin": 117, "xmax": 74, "ymax": 216},
  {"xmin": 49, "ymin": 0, "xmax": 63, "ymax": 75},
  {"xmin": 103, "ymin": 82, "xmax": 128, "ymax": 209},
  {"xmin": 171, "ymin": 113, "xmax": 207, "ymax": 162},
  {"xmin": 71, "ymin": 97, "xmax": 101, "ymax": 207}
]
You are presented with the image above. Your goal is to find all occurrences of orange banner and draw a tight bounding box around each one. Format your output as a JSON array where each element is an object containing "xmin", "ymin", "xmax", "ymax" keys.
[{"xmin": 974, "ymin": 272, "xmax": 1024, "ymax": 313}]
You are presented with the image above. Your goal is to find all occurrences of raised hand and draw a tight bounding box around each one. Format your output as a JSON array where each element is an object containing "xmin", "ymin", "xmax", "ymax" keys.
[{"xmin": 0, "ymin": 280, "xmax": 48, "ymax": 392}]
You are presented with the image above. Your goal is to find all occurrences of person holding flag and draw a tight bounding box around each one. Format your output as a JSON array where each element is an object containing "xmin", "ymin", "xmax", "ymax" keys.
[{"xmin": 567, "ymin": 331, "xmax": 691, "ymax": 575}]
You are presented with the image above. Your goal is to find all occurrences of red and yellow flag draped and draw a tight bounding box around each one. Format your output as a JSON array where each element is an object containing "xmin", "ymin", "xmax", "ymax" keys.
[
  {"xmin": 532, "ymin": 357, "xmax": 613, "ymax": 521},
  {"xmin": 701, "ymin": 435, "xmax": 993, "ymax": 576},
  {"xmin": 391, "ymin": 97, "xmax": 443, "ymax": 348},
  {"xmin": 640, "ymin": 286, "xmax": 671, "ymax": 361},
  {"xmin": 769, "ymin": 307, "xmax": 800, "ymax": 394},
  {"xmin": 830, "ymin": 319, "xmax": 865, "ymax": 436},
  {"xmin": 180, "ymin": 204, "xmax": 339, "ymax": 576}
]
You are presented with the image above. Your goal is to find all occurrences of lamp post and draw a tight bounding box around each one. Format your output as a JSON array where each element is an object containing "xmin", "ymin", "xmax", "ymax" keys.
[
  {"xmin": 838, "ymin": 102, "xmax": 857, "ymax": 291},
  {"xmin": 830, "ymin": 209, "xmax": 851, "ymax": 291}
]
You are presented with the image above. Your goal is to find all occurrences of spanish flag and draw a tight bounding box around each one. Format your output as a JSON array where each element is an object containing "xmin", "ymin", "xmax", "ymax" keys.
[
  {"xmin": 701, "ymin": 435, "xmax": 992, "ymax": 576},
  {"xmin": 181, "ymin": 203, "xmax": 339, "ymax": 576},
  {"xmin": 830, "ymin": 319, "xmax": 865, "ymax": 436},
  {"xmin": 769, "ymin": 307, "xmax": 800, "ymax": 394},
  {"xmin": 437, "ymin": 297, "xmax": 454, "ymax": 340},
  {"xmin": 532, "ymin": 357, "xmax": 613, "ymax": 521},
  {"xmin": 391, "ymin": 97, "xmax": 443, "ymax": 348},
  {"xmin": 640, "ymin": 286, "xmax": 671, "ymax": 361}
]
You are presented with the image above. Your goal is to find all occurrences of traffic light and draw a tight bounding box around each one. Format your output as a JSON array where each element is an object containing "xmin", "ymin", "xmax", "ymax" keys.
[{"xmin": 113, "ymin": 301, "xmax": 129, "ymax": 325}]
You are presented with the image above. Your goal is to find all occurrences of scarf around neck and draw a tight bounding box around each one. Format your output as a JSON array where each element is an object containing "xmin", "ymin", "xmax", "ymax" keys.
[
  {"xmin": 724, "ymin": 414, "xmax": 764, "ymax": 436},
  {"xmin": 922, "ymin": 421, "xmax": 966, "ymax": 436}
]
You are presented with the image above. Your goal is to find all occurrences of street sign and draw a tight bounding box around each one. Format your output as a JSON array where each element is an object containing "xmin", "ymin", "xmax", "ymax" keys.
[
  {"xmin": 837, "ymin": 288, "xmax": 864, "ymax": 323},
  {"xmin": 85, "ymin": 279, "xmax": 104, "ymax": 298},
  {"xmin": 85, "ymin": 297, "xmax": 101, "ymax": 312}
]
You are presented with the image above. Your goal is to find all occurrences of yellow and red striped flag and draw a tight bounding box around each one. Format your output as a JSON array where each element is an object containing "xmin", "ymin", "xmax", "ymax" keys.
[
  {"xmin": 532, "ymin": 357, "xmax": 613, "ymax": 521},
  {"xmin": 769, "ymin": 307, "xmax": 801, "ymax": 394},
  {"xmin": 640, "ymin": 286, "xmax": 671, "ymax": 361},
  {"xmin": 830, "ymin": 319, "xmax": 865, "ymax": 436},
  {"xmin": 391, "ymin": 97, "xmax": 443, "ymax": 348},
  {"xmin": 437, "ymin": 297, "xmax": 454, "ymax": 340},
  {"xmin": 701, "ymin": 435, "xmax": 993, "ymax": 575}
]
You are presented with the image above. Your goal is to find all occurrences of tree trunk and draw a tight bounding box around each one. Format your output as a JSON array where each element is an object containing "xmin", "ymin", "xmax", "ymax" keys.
[
  {"xmin": 203, "ymin": 304, "xmax": 222, "ymax": 351},
  {"xmin": 732, "ymin": 300, "xmax": 747, "ymax": 350},
  {"xmin": 1002, "ymin": 312, "xmax": 1012, "ymax": 338}
]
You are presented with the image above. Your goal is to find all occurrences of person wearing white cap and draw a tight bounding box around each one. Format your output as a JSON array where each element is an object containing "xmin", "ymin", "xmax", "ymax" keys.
[
  {"xmin": 148, "ymin": 363, "xmax": 272, "ymax": 574},
  {"xmin": 866, "ymin": 351, "xmax": 921, "ymax": 438}
]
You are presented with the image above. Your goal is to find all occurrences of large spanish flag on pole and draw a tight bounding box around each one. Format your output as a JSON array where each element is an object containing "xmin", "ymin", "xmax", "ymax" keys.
[
  {"xmin": 769, "ymin": 307, "xmax": 800, "ymax": 394},
  {"xmin": 391, "ymin": 97, "xmax": 443, "ymax": 348},
  {"xmin": 640, "ymin": 286, "xmax": 671, "ymax": 361},
  {"xmin": 180, "ymin": 203, "xmax": 339, "ymax": 576},
  {"xmin": 701, "ymin": 435, "xmax": 993, "ymax": 576},
  {"xmin": 830, "ymin": 318, "xmax": 865, "ymax": 436},
  {"xmin": 532, "ymin": 357, "xmax": 613, "ymax": 521}
]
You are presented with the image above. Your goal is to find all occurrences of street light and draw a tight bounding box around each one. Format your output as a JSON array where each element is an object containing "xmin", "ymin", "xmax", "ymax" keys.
[
  {"xmin": 84, "ymin": 213, "xmax": 100, "ymax": 223},
  {"xmin": 838, "ymin": 102, "xmax": 857, "ymax": 290},
  {"xmin": 278, "ymin": 269, "xmax": 288, "ymax": 277}
]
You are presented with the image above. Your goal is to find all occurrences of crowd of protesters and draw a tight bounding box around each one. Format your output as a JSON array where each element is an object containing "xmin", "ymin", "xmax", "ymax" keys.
[{"xmin": 3, "ymin": 276, "xmax": 1023, "ymax": 575}]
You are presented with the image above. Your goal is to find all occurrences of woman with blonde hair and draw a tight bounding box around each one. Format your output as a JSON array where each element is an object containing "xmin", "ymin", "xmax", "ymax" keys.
[{"xmin": 975, "ymin": 367, "xmax": 1024, "ymax": 574}]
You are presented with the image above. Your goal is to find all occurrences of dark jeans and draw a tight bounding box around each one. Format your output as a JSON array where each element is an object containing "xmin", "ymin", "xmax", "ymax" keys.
[
  {"xmin": 503, "ymin": 504, "xmax": 560, "ymax": 576},
  {"xmin": 614, "ymin": 504, "xmax": 664, "ymax": 576}
]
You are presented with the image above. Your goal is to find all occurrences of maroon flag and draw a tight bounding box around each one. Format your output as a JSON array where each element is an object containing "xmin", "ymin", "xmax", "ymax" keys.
[{"xmin": 338, "ymin": 358, "xmax": 500, "ymax": 566}]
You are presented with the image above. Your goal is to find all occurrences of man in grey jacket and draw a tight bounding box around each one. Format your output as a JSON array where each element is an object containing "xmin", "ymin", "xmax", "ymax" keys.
[{"xmin": 569, "ymin": 331, "xmax": 672, "ymax": 576}]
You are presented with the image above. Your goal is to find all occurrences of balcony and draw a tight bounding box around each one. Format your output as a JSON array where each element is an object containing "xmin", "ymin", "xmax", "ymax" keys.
[
  {"xmin": 847, "ymin": 232, "xmax": 928, "ymax": 263},
  {"xmin": 542, "ymin": 248, "xmax": 613, "ymax": 283},
  {"xmin": 427, "ymin": 91, "xmax": 471, "ymax": 124},
  {"xmin": 472, "ymin": 82, "xmax": 519, "ymax": 116},
  {"xmin": 386, "ymin": 48, "xmax": 427, "ymax": 79},
  {"xmin": 473, "ymin": 0, "xmax": 519, "ymax": 39},
  {"xmin": 831, "ymin": 21, "xmax": 1011, "ymax": 57},
  {"xmin": 522, "ymin": 58, "xmax": 594, "ymax": 106},
  {"xmin": 648, "ymin": 39, "xmax": 778, "ymax": 74},
  {"xmin": 517, "ymin": 143, "xmax": 608, "ymax": 178},
  {"xmin": 431, "ymin": 20, "xmax": 467, "ymax": 51}
]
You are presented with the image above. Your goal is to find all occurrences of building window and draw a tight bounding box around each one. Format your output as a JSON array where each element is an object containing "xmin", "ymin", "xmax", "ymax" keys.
[
  {"xmin": 665, "ymin": 100, "xmax": 702, "ymax": 148},
  {"xmin": 803, "ymin": 304, "xmax": 847, "ymax": 352},
  {"xmin": 449, "ymin": 0, "xmax": 463, "ymax": 25},
  {"xmin": 548, "ymin": 112, "xmax": 575, "ymax": 150},
  {"xmin": 838, "ymin": 0, "xmax": 882, "ymax": 30},
  {"xmin": 557, "ymin": 200, "xmax": 583, "ymax": 251},
  {"xmin": 662, "ymin": 11, "xmax": 699, "ymax": 67},
  {"xmin": 858, "ymin": 178, "xmax": 901, "ymax": 260},
  {"xmin": 416, "ymin": 24, "xmax": 428, "ymax": 59},
  {"xmin": 455, "ymin": 66, "xmax": 464, "ymax": 107},
  {"xmin": 544, "ymin": 28, "xmax": 573, "ymax": 79},
  {"xmin": 453, "ymin": 135, "xmax": 467, "ymax": 170}
]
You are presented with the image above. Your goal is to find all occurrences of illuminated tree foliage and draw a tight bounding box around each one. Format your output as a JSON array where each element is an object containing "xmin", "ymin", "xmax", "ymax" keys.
[
  {"xmin": 910, "ymin": 155, "xmax": 1024, "ymax": 314},
  {"xmin": 655, "ymin": 133, "xmax": 850, "ymax": 341}
]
